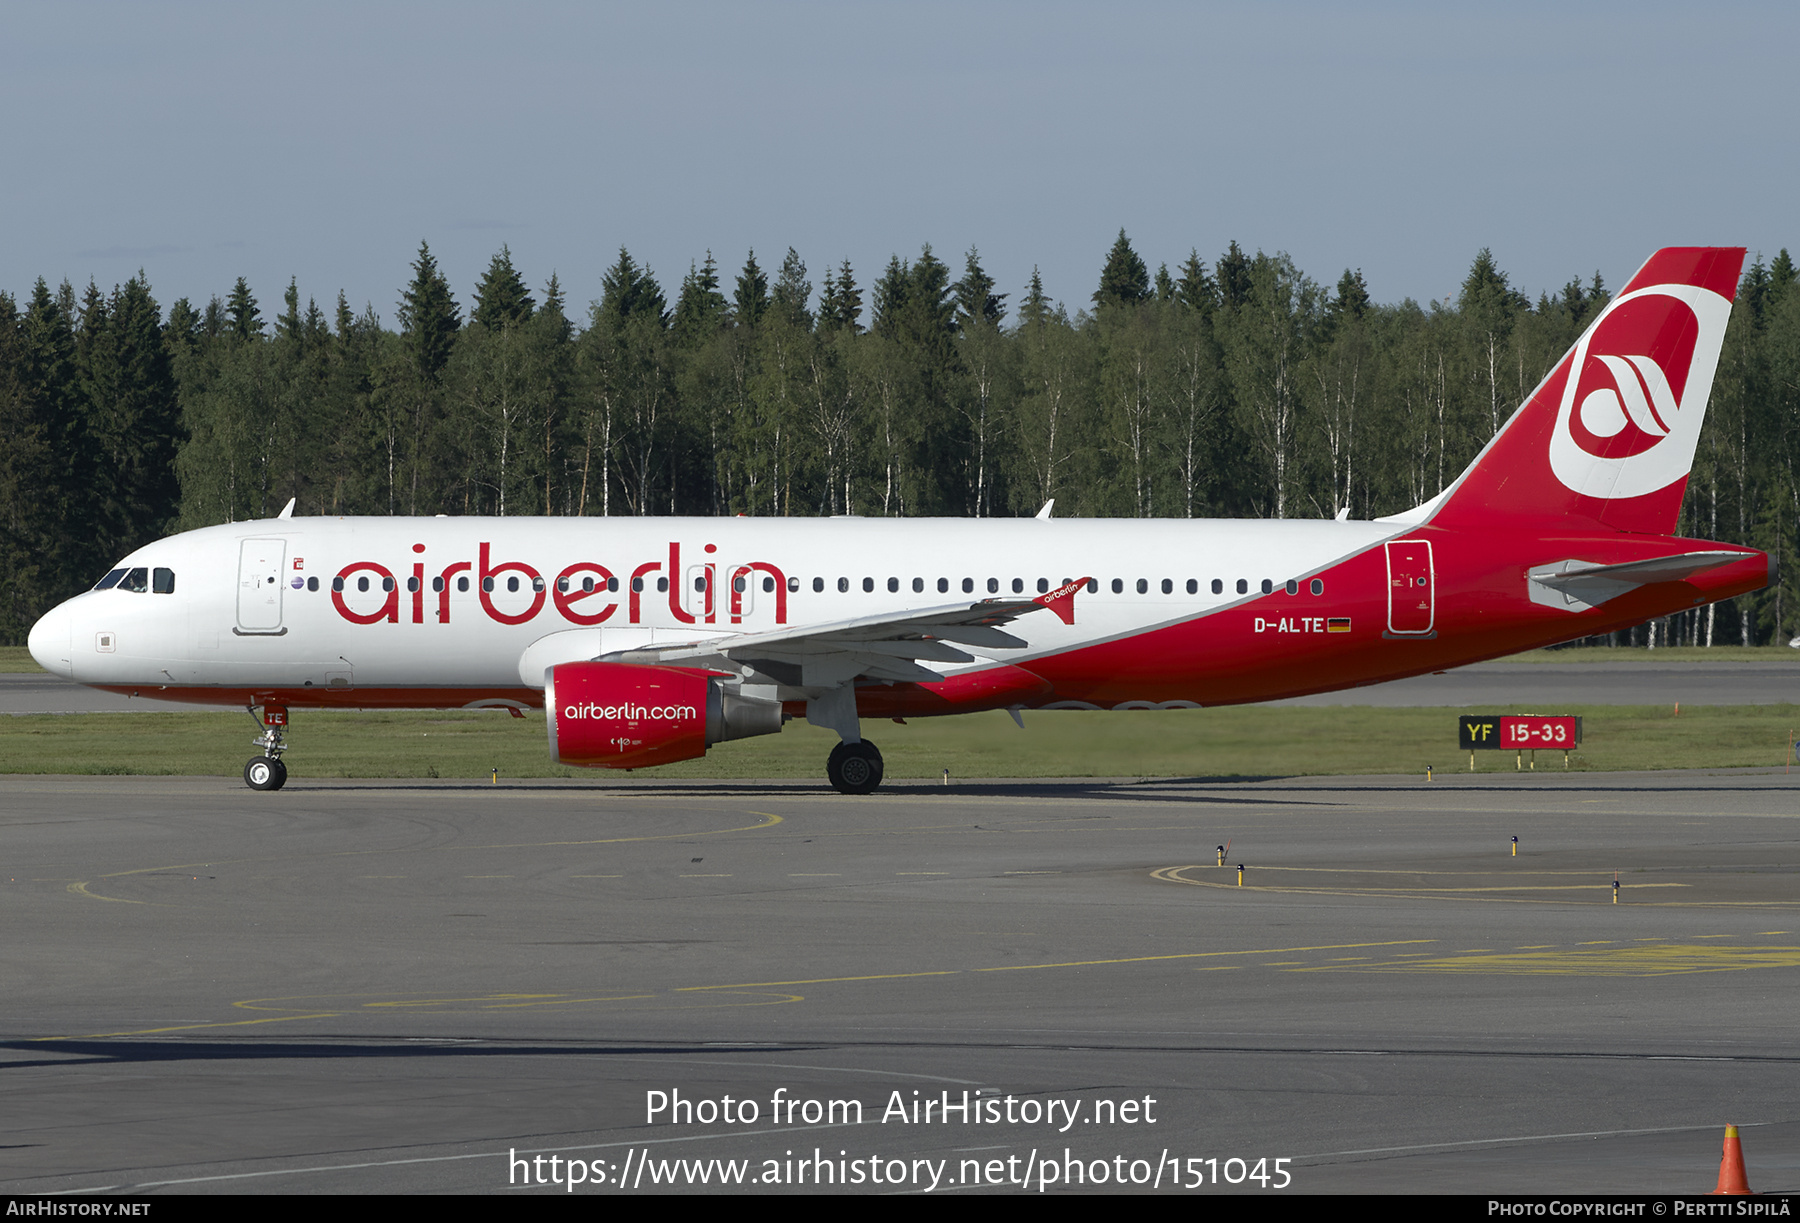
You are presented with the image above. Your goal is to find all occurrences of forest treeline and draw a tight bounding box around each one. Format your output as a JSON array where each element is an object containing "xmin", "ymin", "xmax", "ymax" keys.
[{"xmin": 2, "ymin": 233, "xmax": 1798, "ymax": 648}]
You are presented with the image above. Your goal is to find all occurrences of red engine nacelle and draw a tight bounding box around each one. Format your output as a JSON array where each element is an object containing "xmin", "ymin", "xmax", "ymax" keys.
[{"xmin": 546, "ymin": 661, "xmax": 783, "ymax": 769}]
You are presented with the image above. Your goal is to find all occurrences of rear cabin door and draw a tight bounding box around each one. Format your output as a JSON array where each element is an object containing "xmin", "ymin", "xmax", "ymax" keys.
[{"xmin": 1384, "ymin": 539, "xmax": 1435, "ymax": 635}]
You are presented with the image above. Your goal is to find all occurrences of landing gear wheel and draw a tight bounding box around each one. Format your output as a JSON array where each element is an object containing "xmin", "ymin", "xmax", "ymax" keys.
[
  {"xmin": 826, "ymin": 740, "xmax": 884, "ymax": 795},
  {"xmin": 244, "ymin": 756, "xmax": 287, "ymax": 791}
]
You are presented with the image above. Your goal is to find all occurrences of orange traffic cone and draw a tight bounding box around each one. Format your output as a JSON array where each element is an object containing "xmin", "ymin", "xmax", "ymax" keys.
[{"xmin": 1711, "ymin": 1124, "xmax": 1752, "ymax": 1195}]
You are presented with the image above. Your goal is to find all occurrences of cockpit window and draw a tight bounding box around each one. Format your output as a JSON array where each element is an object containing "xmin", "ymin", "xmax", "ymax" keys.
[
  {"xmin": 94, "ymin": 569, "xmax": 127, "ymax": 591},
  {"xmin": 119, "ymin": 567, "xmax": 149, "ymax": 593},
  {"xmin": 152, "ymin": 567, "xmax": 175, "ymax": 594}
]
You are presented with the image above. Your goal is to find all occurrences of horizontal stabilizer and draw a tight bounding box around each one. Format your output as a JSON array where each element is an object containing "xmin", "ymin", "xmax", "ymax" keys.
[{"xmin": 1528, "ymin": 550, "xmax": 1749, "ymax": 612}]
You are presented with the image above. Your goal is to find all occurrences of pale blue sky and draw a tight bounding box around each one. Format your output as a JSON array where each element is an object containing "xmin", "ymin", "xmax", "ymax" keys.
[{"xmin": 4, "ymin": 1, "xmax": 1794, "ymax": 323}]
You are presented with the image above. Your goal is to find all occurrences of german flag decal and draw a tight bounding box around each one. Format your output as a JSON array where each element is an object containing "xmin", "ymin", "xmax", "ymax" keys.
[{"xmin": 1327, "ymin": 618, "xmax": 1352, "ymax": 633}]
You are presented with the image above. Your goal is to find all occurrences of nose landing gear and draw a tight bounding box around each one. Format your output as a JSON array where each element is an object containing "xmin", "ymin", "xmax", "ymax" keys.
[{"xmin": 244, "ymin": 702, "xmax": 290, "ymax": 791}]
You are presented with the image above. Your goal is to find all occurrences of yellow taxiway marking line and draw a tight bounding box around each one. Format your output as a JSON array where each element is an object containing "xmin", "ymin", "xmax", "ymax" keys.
[
  {"xmin": 683, "ymin": 940, "xmax": 1437, "ymax": 994},
  {"xmin": 1302, "ymin": 944, "xmax": 1800, "ymax": 977},
  {"xmin": 679, "ymin": 874, "xmax": 732, "ymax": 877},
  {"xmin": 679, "ymin": 971, "xmax": 959, "ymax": 991},
  {"xmin": 572, "ymin": 874, "xmax": 622, "ymax": 878},
  {"xmin": 34, "ymin": 1013, "xmax": 341, "ymax": 1041},
  {"xmin": 66, "ymin": 881, "xmax": 146, "ymax": 905}
]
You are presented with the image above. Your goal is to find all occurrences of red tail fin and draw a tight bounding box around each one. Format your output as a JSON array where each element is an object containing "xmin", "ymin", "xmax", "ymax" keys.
[{"xmin": 1427, "ymin": 248, "xmax": 1744, "ymax": 536}]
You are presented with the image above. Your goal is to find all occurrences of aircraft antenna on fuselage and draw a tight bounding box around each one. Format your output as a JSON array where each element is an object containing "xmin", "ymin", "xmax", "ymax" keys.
[{"xmin": 277, "ymin": 497, "xmax": 296, "ymax": 519}]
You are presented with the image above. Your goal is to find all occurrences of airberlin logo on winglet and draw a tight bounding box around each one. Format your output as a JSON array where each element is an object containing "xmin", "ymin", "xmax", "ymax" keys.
[{"xmin": 1548, "ymin": 284, "xmax": 1730, "ymax": 500}]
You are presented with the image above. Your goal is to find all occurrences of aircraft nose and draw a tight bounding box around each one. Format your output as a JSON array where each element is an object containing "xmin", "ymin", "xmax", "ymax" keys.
[{"xmin": 27, "ymin": 601, "xmax": 74, "ymax": 679}]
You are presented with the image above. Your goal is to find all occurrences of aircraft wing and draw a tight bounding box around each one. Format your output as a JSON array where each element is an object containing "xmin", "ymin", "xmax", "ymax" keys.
[{"xmin": 608, "ymin": 578, "xmax": 1090, "ymax": 689}]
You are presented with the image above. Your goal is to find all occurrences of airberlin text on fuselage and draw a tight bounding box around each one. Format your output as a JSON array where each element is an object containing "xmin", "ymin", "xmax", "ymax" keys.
[{"xmin": 328, "ymin": 540, "xmax": 788, "ymax": 629}]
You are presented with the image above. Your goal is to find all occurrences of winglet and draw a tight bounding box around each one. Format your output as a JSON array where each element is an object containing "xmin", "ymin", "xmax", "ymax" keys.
[{"xmin": 1034, "ymin": 576, "xmax": 1090, "ymax": 626}]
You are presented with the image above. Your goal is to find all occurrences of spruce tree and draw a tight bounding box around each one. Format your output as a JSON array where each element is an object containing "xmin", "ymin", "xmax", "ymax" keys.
[
  {"xmin": 397, "ymin": 241, "xmax": 461, "ymax": 380},
  {"xmin": 1333, "ymin": 268, "xmax": 1371, "ymax": 319},
  {"xmin": 1176, "ymin": 250, "xmax": 1216, "ymax": 314},
  {"xmin": 772, "ymin": 248, "xmax": 813, "ymax": 328},
  {"xmin": 1093, "ymin": 229, "xmax": 1150, "ymax": 310},
  {"xmin": 818, "ymin": 259, "xmax": 863, "ymax": 333},
  {"xmin": 472, "ymin": 245, "xmax": 535, "ymax": 330},
  {"xmin": 733, "ymin": 251, "xmax": 769, "ymax": 328},
  {"xmin": 871, "ymin": 255, "xmax": 910, "ymax": 338},
  {"xmin": 226, "ymin": 277, "xmax": 262, "ymax": 339},
  {"xmin": 598, "ymin": 248, "xmax": 667, "ymax": 331},
  {"xmin": 954, "ymin": 247, "xmax": 1006, "ymax": 330},
  {"xmin": 1017, "ymin": 267, "xmax": 1052, "ymax": 329},
  {"xmin": 672, "ymin": 252, "xmax": 728, "ymax": 344},
  {"xmin": 1217, "ymin": 242, "xmax": 1252, "ymax": 308}
]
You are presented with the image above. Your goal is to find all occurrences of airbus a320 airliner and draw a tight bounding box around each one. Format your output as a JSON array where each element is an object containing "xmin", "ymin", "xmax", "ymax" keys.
[{"xmin": 27, "ymin": 248, "xmax": 1766, "ymax": 794}]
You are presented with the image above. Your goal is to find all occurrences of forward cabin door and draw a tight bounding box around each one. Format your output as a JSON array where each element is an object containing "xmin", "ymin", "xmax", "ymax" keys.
[
  {"xmin": 237, "ymin": 538, "xmax": 287, "ymax": 633},
  {"xmin": 1384, "ymin": 539, "xmax": 1435, "ymax": 635}
]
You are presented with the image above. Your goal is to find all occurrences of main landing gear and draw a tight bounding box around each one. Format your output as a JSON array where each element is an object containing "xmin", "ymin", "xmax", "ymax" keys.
[
  {"xmin": 826, "ymin": 740, "xmax": 884, "ymax": 795},
  {"xmin": 244, "ymin": 702, "xmax": 290, "ymax": 791}
]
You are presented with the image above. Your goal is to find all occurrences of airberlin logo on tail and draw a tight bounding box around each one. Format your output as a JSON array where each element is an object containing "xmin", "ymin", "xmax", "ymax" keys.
[{"xmin": 1549, "ymin": 284, "xmax": 1731, "ymax": 500}]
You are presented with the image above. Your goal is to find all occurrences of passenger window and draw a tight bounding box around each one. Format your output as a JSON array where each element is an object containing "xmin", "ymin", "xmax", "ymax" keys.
[
  {"xmin": 1211, "ymin": 579, "xmax": 1223, "ymax": 595},
  {"xmin": 631, "ymin": 577, "xmax": 644, "ymax": 593},
  {"xmin": 95, "ymin": 568, "xmax": 126, "ymax": 591},
  {"xmin": 153, "ymin": 568, "xmax": 175, "ymax": 594},
  {"xmin": 359, "ymin": 576, "xmax": 372, "ymax": 593},
  {"xmin": 733, "ymin": 576, "xmax": 746, "ymax": 593},
  {"xmin": 307, "ymin": 577, "xmax": 319, "ymax": 592},
  {"xmin": 121, "ymin": 567, "xmax": 149, "ymax": 592},
  {"xmin": 913, "ymin": 577, "xmax": 924, "ymax": 593},
  {"xmin": 838, "ymin": 577, "xmax": 849, "ymax": 593},
  {"xmin": 887, "ymin": 577, "xmax": 899, "ymax": 593},
  {"xmin": 1311, "ymin": 578, "xmax": 1324, "ymax": 595},
  {"xmin": 1236, "ymin": 579, "xmax": 1248, "ymax": 595},
  {"xmin": 384, "ymin": 576, "xmax": 397, "ymax": 592},
  {"xmin": 1010, "ymin": 578, "xmax": 1023, "ymax": 594},
  {"xmin": 406, "ymin": 576, "xmax": 419, "ymax": 593},
  {"xmin": 1185, "ymin": 579, "xmax": 1197, "ymax": 595},
  {"xmin": 1086, "ymin": 579, "xmax": 1098, "ymax": 594},
  {"xmin": 433, "ymin": 577, "xmax": 445, "ymax": 592},
  {"xmin": 862, "ymin": 577, "xmax": 874, "ymax": 593},
  {"xmin": 1136, "ymin": 578, "xmax": 1149, "ymax": 594},
  {"xmin": 332, "ymin": 577, "xmax": 345, "ymax": 593},
  {"xmin": 938, "ymin": 578, "xmax": 948, "ymax": 593},
  {"xmin": 1037, "ymin": 578, "xmax": 1049, "ymax": 594},
  {"xmin": 813, "ymin": 577, "xmax": 825, "ymax": 593},
  {"xmin": 481, "ymin": 577, "xmax": 493, "ymax": 593},
  {"xmin": 1261, "ymin": 579, "xmax": 1274, "ymax": 594},
  {"xmin": 962, "ymin": 578, "xmax": 974, "ymax": 594},
  {"xmin": 532, "ymin": 576, "xmax": 545, "ymax": 592},
  {"xmin": 505, "ymin": 576, "xmax": 519, "ymax": 593},
  {"xmin": 656, "ymin": 577, "xmax": 668, "ymax": 593},
  {"xmin": 1285, "ymin": 579, "xmax": 1298, "ymax": 595},
  {"xmin": 1110, "ymin": 578, "xmax": 1123, "ymax": 594},
  {"xmin": 582, "ymin": 577, "xmax": 596, "ymax": 593},
  {"xmin": 695, "ymin": 575, "xmax": 707, "ymax": 592},
  {"xmin": 986, "ymin": 578, "xmax": 999, "ymax": 594},
  {"xmin": 786, "ymin": 576, "xmax": 798, "ymax": 593},
  {"xmin": 458, "ymin": 577, "xmax": 470, "ymax": 593},
  {"xmin": 763, "ymin": 576, "xmax": 775, "ymax": 593}
]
